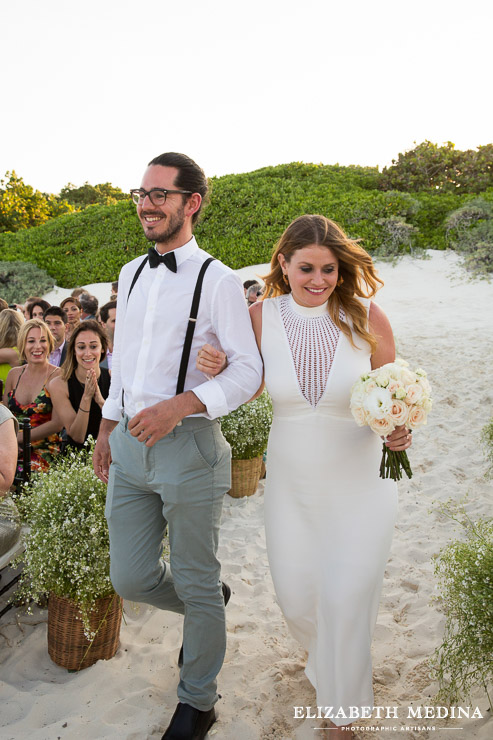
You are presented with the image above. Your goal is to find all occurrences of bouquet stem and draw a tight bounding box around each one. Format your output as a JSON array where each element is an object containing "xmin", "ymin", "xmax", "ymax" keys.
[{"xmin": 379, "ymin": 442, "xmax": 413, "ymax": 481}]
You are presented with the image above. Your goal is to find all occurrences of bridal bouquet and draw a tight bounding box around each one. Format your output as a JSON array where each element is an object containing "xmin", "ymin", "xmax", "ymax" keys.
[{"xmin": 350, "ymin": 358, "xmax": 432, "ymax": 481}]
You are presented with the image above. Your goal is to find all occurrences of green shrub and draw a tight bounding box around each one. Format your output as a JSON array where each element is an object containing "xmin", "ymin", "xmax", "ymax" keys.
[
  {"xmin": 430, "ymin": 500, "xmax": 493, "ymax": 708},
  {"xmin": 220, "ymin": 390, "xmax": 273, "ymax": 459},
  {"xmin": 446, "ymin": 197, "xmax": 493, "ymax": 277},
  {"xmin": 374, "ymin": 216, "xmax": 419, "ymax": 260},
  {"xmin": 481, "ymin": 419, "xmax": 493, "ymax": 479},
  {"xmin": 0, "ymin": 260, "xmax": 55, "ymax": 304}
]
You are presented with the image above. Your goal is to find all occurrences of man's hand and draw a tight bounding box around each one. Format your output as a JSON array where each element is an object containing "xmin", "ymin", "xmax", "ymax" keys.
[
  {"xmin": 128, "ymin": 392, "xmax": 206, "ymax": 448},
  {"xmin": 93, "ymin": 419, "xmax": 117, "ymax": 483}
]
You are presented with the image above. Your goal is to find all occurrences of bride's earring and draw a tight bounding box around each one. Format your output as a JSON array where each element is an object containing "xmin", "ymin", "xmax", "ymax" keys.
[
  {"xmin": 282, "ymin": 273, "xmax": 289, "ymax": 286},
  {"xmin": 337, "ymin": 276, "xmax": 344, "ymax": 287}
]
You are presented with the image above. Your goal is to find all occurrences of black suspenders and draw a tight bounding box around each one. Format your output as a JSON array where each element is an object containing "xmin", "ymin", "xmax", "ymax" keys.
[
  {"xmin": 122, "ymin": 256, "xmax": 215, "ymax": 410},
  {"xmin": 175, "ymin": 257, "xmax": 215, "ymax": 395}
]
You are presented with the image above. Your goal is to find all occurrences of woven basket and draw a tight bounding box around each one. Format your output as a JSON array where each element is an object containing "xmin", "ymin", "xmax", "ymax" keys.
[
  {"xmin": 228, "ymin": 456, "xmax": 263, "ymax": 498},
  {"xmin": 48, "ymin": 592, "xmax": 122, "ymax": 670}
]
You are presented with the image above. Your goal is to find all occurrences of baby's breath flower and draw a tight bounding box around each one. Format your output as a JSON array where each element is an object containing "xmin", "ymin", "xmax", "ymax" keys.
[
  {"xmin": 220, "ymin": 390, "xmax": 273, "ymax": 459},
  {"xmin": 11, "ymin": 440, "xmax": 114, "ymax": 636}
]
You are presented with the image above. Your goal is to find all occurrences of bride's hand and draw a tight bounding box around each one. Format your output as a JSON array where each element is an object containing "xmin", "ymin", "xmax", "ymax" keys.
[
  {"xmin": 385, "ymin": 425, "xmax": 412, "ymax": 451},
  {"xmin": 196, "ymin": 343, "xmax": 227, "ymax": 377}
]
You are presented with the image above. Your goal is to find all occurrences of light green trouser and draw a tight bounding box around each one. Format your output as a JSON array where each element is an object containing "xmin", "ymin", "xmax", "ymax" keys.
[{"xmin": 105, "ymin": 414, "xmax": 231, "ymax": 711}]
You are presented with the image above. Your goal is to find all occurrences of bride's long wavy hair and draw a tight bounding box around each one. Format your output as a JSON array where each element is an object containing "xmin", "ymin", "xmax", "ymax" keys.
[{"xmin": 262, "ymin": 215, "xmax": 383, "ymax": 352}]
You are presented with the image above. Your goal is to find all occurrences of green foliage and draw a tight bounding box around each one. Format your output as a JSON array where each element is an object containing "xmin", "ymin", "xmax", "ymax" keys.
[
  {"xmin": 220, "ymin": 390, "xmax": 273, "ymax": 459},
  {"xmin": 430, "ymin": 500, "xmax": 493, "ymax": 708},
  {"xmin": 59, "ymin": 181, "xmax": 129, "ymax": 208},
  {"xmin": 0, "ymin": 171, "xmax": 73, "ymax": 233},
  {"xmin": 379, "ymin": 141, "xmax": 493, "ymax": 194},
  {"xmin": 0, "ymin": 260, "xmax": 55, "ymax": 304},
  {"xmin": 13, "ymin": 443, "xmax": 113, "ymax": 634},
  {"xmin": 1, "ymin": 155, "xmax": 493, "ymax": 286},
  {"xmin": 0, "ymin": 200, "xmax": 147, "ymax": 287},
  {"xmin": 446, "ymin": 197, "xmax": 493, "ymax": 277},
  {"xmin": 481, "ymin": 418, "xmax": 493, "ymax": 479}
]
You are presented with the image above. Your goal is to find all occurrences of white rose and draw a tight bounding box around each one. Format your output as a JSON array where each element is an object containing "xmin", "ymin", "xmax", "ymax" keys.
[
  {"xmin": 401, "ymin": 369, "xmax": 416, "ymax": 386},
  {"xmin": 394, "ymin": 386, "xmax": 407, "ymax": 400},
  {"xmin": 375, "ymin": 370, "xmax": 391, "ymax": 387},
  {"xmin": 421, "ymin": 397, "xmax": 433, "ymax": 413},
  {"xmin": 418, "ymin": 376, "xmax": 432, "ymax": 394},
  {"xmin": 350, "ymin": 383, "xmax": 367, "ymax": 407}
]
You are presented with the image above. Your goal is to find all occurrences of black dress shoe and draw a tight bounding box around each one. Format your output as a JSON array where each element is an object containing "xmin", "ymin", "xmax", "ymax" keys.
[
  {"xmin": 177, "ymin": 582, "xmax": 231, "ymax": 668},
  {"xmin": 161, "ymin": 702, "xmax": 216, "ymax": 740}
]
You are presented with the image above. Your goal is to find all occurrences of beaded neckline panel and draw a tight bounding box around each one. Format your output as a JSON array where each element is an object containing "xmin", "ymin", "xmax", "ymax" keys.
[{"xmin": 278, "ymin": 294, "xmax": 344, "ymax": 408}]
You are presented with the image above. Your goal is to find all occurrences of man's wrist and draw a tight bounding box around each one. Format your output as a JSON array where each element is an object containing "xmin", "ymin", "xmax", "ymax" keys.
[
  {"xmin": 99, "ymin": 418, "xmax": 118, "ymax": 436},
  {"xmin": 178, "ymin": 390, "xmax": 207, "ymax": 418}
]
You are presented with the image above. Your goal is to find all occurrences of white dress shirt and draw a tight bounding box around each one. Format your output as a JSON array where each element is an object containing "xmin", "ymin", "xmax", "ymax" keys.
[{"xmin": 103, "ymin": 237, "xmax": 263, "ymax": 422}]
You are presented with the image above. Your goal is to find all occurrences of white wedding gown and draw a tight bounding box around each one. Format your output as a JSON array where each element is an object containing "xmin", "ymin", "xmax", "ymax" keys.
[{"xmin": 262, "ymin": 294, "xmax": 397, "ymax": 722}]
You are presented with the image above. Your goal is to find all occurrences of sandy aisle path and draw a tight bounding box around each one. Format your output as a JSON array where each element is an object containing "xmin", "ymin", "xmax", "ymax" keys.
[{"xmin": 1, "ymin": 251, "xmax": 492, "ymax": 739}]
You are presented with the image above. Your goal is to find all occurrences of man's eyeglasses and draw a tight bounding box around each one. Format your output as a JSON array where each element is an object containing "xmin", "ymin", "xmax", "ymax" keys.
[{"xmin": 130, "ymin": 188, "xmax": 192, "ymax": 206}]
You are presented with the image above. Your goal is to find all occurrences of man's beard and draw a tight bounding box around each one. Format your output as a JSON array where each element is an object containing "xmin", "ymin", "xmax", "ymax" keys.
[{"xmin": 142, "ymin": 206, "xmax": 186, "ymax": 246}]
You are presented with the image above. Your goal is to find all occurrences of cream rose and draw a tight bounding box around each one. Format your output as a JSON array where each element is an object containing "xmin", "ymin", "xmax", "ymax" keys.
[
  {"xmin": 351, "ymin": 406, "xmax": 368, "ymax": 427},
  {"xmin": 406, "ymin": 383, "xmax": 423, "ymax": 404},
  {"xmin": 408, "ymin": 406, "xmax": 427, "ymax": 429},
  {"xmin": 369, "ymin": 415, "xmax": 395, "ymax": 436},
  {"xmin": 389, "ymin": 399, "xmax": 409, "ymax": 425}
]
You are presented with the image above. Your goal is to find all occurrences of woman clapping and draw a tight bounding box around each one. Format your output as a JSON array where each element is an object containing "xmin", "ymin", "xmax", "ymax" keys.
[{"xmin": 48, "ymin": 320, "xmax": 110, "ymax": 450}]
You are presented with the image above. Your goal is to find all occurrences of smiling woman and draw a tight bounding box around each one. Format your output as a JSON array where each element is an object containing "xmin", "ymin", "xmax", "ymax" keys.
[
  {"xmin": 48, "ymin": 320, "xmax": 110, "ymax": 451},
  {"xmin": 2, "ymin": 319, "xmax": 62, "ymax": 472}
]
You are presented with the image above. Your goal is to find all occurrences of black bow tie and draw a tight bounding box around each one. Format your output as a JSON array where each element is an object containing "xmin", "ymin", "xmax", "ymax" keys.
[{"xmin": 148, "ymin": 247, "xmax": 177, "ymax": 272}]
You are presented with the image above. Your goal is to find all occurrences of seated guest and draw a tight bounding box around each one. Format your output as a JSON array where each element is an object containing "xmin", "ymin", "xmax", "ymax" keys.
[
  {"xmin": 110, "ymin": 281, "xmax": 118, "ymax": 301},
  {"xmin": 28, "ymin": 299, "xmax": 51, "ymax": 320},
  {"xmin": 80, "ymin": 293, "xmax": 99, "ymax": 321},
  {"xmin": 0, "ymin": 405, "xmax": 18, "ymax": 494},
  {"xmin": 243, "ymin": 279, "xmax": 258, "ymax": 297},
  {"xmin": 23, "ymin": 296, "xmax": 43, "ymax": 320},
  {"xmin": 0, "ymin": 309, "xmax": 23, "ymax": 386},
  {"xmin": 246, "ymin": 282, "xmax": 263, "ymax": 306},
  {"xmin": 71, "ymin": 287, "xmax": 89, "ymax": 299},
  {"xmin": 48, "ymin": 320, "xmax": 109, "ymax": 450},
  {"xmin": 2, "ymin": 319, "xmax": 61, "ymax": 472},
  {"xmin": 60, "ymin": 296, "xmax": 82, "ymax": 342},
  {"xmin": 44, "ymin": 306, "xmax": 68, "ymax": 367},
  {"xmin": 0, "ymin": 298, "xmax": 8, "ymax": 313},
  {"xmin": 98, "ymin": 300, "xmax": 116, "ymax": 371}
]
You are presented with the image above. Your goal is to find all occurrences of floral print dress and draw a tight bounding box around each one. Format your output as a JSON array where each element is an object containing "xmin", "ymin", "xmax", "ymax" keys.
[{"xmin": 8, "ymin": 367, "xmax": 60, "ymax": 472}]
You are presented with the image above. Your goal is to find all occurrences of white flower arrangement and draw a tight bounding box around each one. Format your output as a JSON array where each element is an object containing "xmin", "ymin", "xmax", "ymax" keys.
[
  {"xmin": 350, "ymin": 358, "xmax": 433, "ymax": 480},
  {"xmin": 220, "ymin": 389, "xmax": 273, "ymax": 460},
  {"xmin": 12, "ymin": 440, "xmax": 114, "ymax": 635}
]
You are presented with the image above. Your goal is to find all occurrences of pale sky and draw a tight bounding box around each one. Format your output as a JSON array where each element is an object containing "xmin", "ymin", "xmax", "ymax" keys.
[{"xmin": 1, "ymin": 0, "xmax": 491, "ymax": 195}]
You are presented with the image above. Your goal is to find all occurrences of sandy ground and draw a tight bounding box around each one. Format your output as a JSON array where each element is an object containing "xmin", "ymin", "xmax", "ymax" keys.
[{"xmin": 1, "ymin": 250, "xmax": 492, "ymax": 739}]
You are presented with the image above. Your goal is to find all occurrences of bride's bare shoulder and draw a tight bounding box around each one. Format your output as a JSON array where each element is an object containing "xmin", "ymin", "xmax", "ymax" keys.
[{"xmin": 249, "ymin": 300, "xmax": 263, "ymax": 345}]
